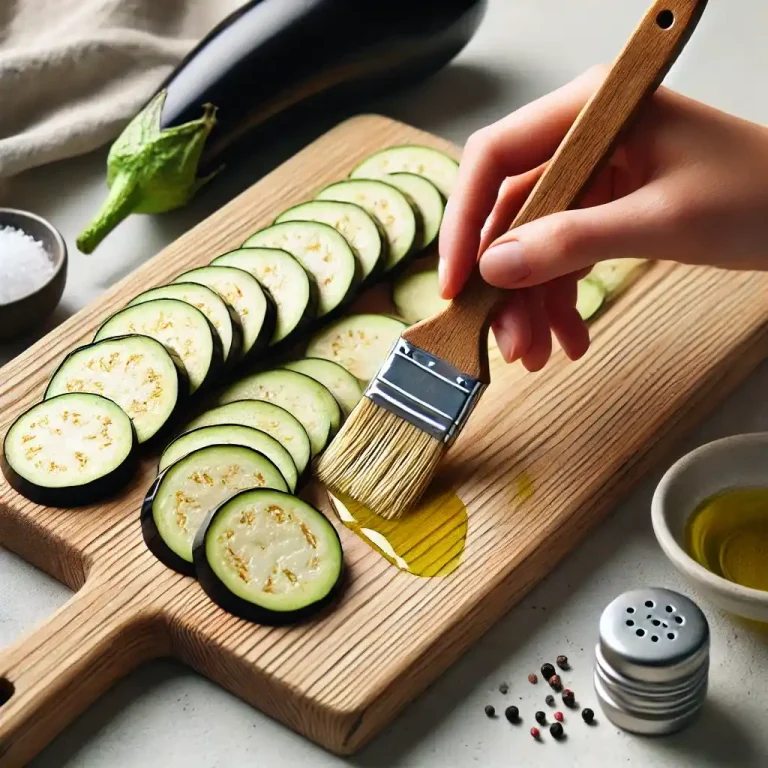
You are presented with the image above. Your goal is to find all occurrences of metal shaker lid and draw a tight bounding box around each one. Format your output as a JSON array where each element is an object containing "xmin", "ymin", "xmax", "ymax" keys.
[{"xmin": 598, "ymin": 587, "xmax": 709, "ymax": 683}]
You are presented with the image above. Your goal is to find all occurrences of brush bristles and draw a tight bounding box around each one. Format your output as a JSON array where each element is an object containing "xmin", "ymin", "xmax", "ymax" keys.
[{"xmin": 317, "ymin": 398, "xmax": 446, "ymax": 519}]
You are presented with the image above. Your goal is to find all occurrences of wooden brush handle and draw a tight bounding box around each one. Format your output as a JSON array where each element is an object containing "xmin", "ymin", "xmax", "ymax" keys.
[{"xmin": 404, "ymin": 0, "xmax": 708, "ymax": 382}]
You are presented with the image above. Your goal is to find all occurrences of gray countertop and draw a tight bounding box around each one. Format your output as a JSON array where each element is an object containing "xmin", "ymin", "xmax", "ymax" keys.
[{"xmin": 2, "ymin": 1, "xmax": 767, "ymax": 765}]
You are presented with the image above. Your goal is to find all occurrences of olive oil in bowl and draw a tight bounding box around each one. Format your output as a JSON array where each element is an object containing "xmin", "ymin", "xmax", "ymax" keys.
[{"xmin": 685, "ymin": 488, "xmax": 768, "ymax": 592}]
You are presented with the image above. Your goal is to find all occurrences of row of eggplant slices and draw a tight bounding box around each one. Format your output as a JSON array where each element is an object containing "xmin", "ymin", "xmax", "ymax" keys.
[{"xmin": 2, "ymin": 145, "xmax": 461, "ymax": 625}]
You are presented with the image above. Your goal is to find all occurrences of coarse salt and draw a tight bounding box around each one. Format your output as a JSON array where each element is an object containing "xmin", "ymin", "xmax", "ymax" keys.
[{"xmin": 0, "ymin": 225, "xmax": 55, "ymax": 304}]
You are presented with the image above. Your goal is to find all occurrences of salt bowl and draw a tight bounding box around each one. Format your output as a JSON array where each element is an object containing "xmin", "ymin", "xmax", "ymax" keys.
[{"xmin": 0, "ymin": 208, "xmax": 67, "ymax": 340}]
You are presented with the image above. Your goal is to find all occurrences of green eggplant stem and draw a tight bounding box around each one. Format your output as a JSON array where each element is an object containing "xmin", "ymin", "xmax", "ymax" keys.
[
  {"xmin": 76, "ymin": 91, "xmax": 217, "ymax": 255},
  {"xmin": 76, "ymin": 173, "xmax": 140, "ymax": 255}
]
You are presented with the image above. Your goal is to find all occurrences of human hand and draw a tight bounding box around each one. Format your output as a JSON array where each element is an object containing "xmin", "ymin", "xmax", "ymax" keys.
[{"xmin": 438, "ymin": 66, "xmax": 768, "ymax": 371}]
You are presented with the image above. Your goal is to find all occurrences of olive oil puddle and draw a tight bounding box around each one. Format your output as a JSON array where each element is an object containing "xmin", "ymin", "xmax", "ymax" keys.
[
  {"xmin": 686, "ymin": 487, "xmax": 768, "ymax": 593},
  {"xmin": 328, "ymin": 490, "xmax": 468, "ymax": 577}
]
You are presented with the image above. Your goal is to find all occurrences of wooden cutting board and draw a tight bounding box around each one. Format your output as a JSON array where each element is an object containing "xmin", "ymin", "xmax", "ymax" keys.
[{"xmin": 0, "ymin": 115, "xmax": 766, "ymax": 767}]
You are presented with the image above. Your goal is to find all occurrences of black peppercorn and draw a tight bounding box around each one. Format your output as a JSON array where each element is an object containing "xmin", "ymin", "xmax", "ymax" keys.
[
  {"xmin": 550, "ymin": 722, "xmax": 564, "ymax": 740},
  {"xmin": 562, "ymin": 689, "xmax": 576, "ymax": 708},
  {"xmin": 505, "ymin": 705, "xmax": 519, "ymax": 723},
  {"xmin": 556, "ymin": 654, "xmax": 569, "ymax": 670},
  {"xmin": 535, "ymin": 710, "xmax": 546, "ymax": 725},
  {"xmin": 540, "ymin": 662, "xmax": 556, "ymax": 680},
  {"xmin": 484, "ymin": 704, "xmax": 496, "ymax": 718},
  {"xmin": 549, "ymin": 674, "xmax": 562, "ymax": 690},
  {"xmin": 582, "ymin": 707, "xmax": 595, "ymax": 724},
  {"xmin": 499, "ymin": 682, "xmax": 509, "ymax": 695},
  {"xmin": 545, "ymin": 694, "xmax": 555, "ymax": 707}
]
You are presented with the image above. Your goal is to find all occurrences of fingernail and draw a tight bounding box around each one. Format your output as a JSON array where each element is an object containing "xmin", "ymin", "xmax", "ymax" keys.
[
  {"xmin": 481, "ymin": 240, "xmax": 530, "ymax": 286},
  {"xmin": 437, "ymin": 257, "xmax": 447, "ymax": 295}
]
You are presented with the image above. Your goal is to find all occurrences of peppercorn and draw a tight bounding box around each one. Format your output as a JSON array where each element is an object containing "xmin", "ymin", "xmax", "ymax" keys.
[
  {"xmin": 484, "ymin": 704, "xmax": 496, "ymax": 718},
  {"xmin": 556, "ymin": 654, "xmax": 569, "ymax": 670},
  {"xmin": 554, "ymin": 711, "xmax": 564, "ymax": 722},
  {"xmin": 499, "ymin": 682, "xmax": 509, "ymax": 695},
  {"xmin": 540, "ymin": 662, "xmax": 556, "ymax": 680},
  {"xmin": 550, "ymin": 722, "xmax": 564, "ymax": 740},
  {"xmin": 562, "ymin": 689, "xmax": 576, "ymax": 708},
  {"xmin": 545, "ymin": 695, "xmax": 555, "ymax": 707},
  {"xmin": 530, "ymin": 726, "xmax": 540, "ymax": 739},
  {"xmin": 505, "ymin": 705, "xmax": 520, "ymax": 723},
  {"xmin": 549, "ymin": 674, "xmax": 562, "ymax": 690},
  {"xmin": 528, "ymin": 672, "xmax": 538, "ymax": 684},
  {"xmin": 504, "ymin": 705, "xmax": 519, "ymax": 723},
  {"xmin": 535, "ymin": 710, "xmax": 546, "ymax": 725},
  {"xmin": 582, "ymin": 707, "xmax": 595, "ymax": 724}
]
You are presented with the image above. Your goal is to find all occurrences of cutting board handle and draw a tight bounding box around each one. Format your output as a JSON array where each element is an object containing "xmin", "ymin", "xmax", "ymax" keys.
[
  {"xmin": 0, "ymin": 578, "xmax": 165, "ymax": 767},
  {"xmin": 406, "ymin": 0, "xmax": 709, "ymax": 380}
]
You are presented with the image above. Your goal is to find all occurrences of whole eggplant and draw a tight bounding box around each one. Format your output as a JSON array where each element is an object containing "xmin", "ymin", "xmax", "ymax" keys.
[{"xmin": 77, "ymin": 0, "xmax": 487, "ymax": 254}]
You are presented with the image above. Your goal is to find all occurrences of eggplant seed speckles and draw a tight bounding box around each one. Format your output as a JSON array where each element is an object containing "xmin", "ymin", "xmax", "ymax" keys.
[
  {"xmin": 301, "ymin": 522, "xmax": 318, "ymax": 548},
  {"xmin": 190, "ymin": 471, "xmax": 215, "ymax": 486},
  {"xmin": 240, "ymin": 509, "xmax": 256, "ymax": 525},
  {"xmin": 226, "ymin": 544, "xmax": 251, "ymax": 583},
  {"xmin": 268, "ymin": 504, "xmax": 287, "ymax": 523}
]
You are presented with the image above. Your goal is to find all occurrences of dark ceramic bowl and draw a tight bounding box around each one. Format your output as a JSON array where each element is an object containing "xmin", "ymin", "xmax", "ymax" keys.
[{"xmin": 0, "ymin": 208, "xmax": 67, "ymax": 340}]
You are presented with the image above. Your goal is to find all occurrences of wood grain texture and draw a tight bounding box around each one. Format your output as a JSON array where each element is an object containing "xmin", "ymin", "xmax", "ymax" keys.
[
  {"xmin": 0, "ymin": 113, "xmax": 766, "ymax": 767},
  {"xmin": 405, "ymin": 0, "xmax": 709, "ymax": 381}
]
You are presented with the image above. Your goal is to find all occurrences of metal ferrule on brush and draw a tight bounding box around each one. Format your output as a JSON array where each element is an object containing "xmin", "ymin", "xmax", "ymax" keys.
[{"xmin": 364, "ymin": 339, "xmax": 485, "ymax": 444}]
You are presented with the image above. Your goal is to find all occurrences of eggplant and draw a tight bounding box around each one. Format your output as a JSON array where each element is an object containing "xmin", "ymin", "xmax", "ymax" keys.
[{"xmin": 76, "ymin": 0, "xmax": 487, "ymax": 254}]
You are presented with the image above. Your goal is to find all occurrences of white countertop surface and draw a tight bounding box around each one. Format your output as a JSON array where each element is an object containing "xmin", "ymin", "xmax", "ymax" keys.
[{"xmin": 2, "ymin": 1, "xmax": 767, "ymax": 765}]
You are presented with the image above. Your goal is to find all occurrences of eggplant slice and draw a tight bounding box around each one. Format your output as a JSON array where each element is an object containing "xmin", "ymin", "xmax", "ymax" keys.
[
  {"xmin": 2, "ymin": 393, "xmax": 138, "ymax": 507},
  {"xmin": 211, "ymin": 248, "xmax": 315, "ymax": 348},
  {"xmin": 305, "ymin": 314, "xmax": 407, "ymax": 383},
  {"xmin": 128, "ymin": 282, "xmax": 243, "ymax": 366},
  {"xmin": 45, "ymin": 335, "xmax": 188, "ymax": 445},
  {"xmin": 94, "ymin": 298, "xmax": 223, "ymax": 395},
  {"xmin": 193, "ymin": 488, "xmax": 344, "ymax": 624},
  {"xmin": 173, "ymin": 265, "xmax": 276, "ymax": 363},
  {"xmin": 142, "ymin": 443, "xmax": 288, "ymax": 575},
  {"xmin": 184, "ymin": 400, "xmax": 311, "ymax": 480},
  {"xmin": 218, "ymin": 369, "xmax": 341, "ymax": 457},
  {"xmin": 159, "ymin": 423, "xmax": 298, "ymax": 492}
]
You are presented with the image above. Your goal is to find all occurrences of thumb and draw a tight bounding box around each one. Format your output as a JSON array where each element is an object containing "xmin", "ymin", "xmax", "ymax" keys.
[{"xmin": 478, "ymin": 190, "xmax": 663, "ymax": 288}]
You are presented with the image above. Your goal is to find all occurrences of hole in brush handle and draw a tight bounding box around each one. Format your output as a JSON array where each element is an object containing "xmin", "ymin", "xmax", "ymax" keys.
[{"xmin": 656, "ymin": 9, "xmax": 675, "ymax": 29}]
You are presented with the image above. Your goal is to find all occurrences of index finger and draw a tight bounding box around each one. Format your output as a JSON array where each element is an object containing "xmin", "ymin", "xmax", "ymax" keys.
[{"xmin": 439, "ymin": 66, "xmax": 606, "ymax": 299}]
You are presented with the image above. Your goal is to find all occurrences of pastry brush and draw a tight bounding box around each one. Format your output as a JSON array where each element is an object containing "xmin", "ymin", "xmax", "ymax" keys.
[{"xmin": 317, "ymin": 0, "xmax": 708, "ymax": 519}]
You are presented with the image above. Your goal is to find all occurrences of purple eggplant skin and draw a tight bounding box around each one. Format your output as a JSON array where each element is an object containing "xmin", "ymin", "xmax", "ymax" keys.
[{"xmin": 159, "ymin": 0, "xmax": 488, "ymax": 176}]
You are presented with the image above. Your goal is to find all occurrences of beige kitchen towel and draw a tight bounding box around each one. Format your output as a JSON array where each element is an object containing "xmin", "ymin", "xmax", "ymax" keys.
[{"xmin": 0, "ymin": 0, "xmax": 247, "ymax": 179}]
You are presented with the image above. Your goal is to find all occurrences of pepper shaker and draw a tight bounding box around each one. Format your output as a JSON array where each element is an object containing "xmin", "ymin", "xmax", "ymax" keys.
[{"xmin": 594, "ymin": 587, "xmax": 709, "ymax": 735}]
